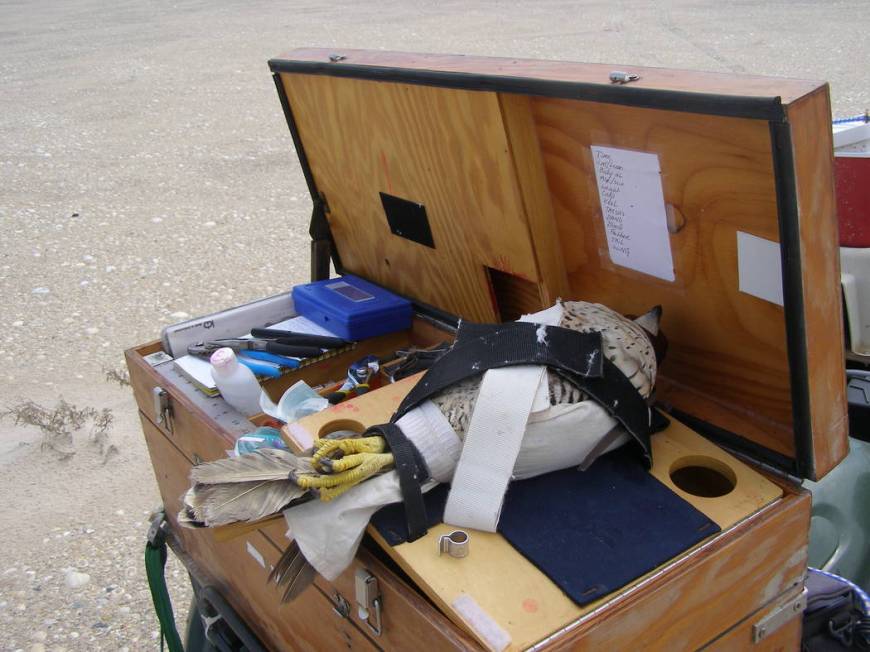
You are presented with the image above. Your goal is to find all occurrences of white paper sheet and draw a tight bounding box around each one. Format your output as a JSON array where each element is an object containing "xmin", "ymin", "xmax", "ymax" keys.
[
  {"xmin": 591, "ymin": 146, "xmax": 675, "ymax": 281},
  {"xmin": 736, "ymin": 231, "xmax": 784, "ymax": 306}
]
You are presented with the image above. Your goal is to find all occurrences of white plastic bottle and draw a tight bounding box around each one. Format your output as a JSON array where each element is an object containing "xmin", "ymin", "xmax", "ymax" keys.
[{"xmin": 209, "ymin": 347, "xmax": 263, "ymax": 416}]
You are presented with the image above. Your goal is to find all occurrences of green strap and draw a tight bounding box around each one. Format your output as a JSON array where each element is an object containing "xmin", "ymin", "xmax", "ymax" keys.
[{"xmin": 145, "ymin": 539, "xmax": 184, "ymax": 652}]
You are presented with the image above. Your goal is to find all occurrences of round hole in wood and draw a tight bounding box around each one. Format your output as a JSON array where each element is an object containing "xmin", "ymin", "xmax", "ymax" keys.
[
  {"xmin": 668, "ymin": 455, "xmax": 737, "ymax": 498},
  {"xmin": 318, "ymin": 419, "xmax": 366, "ymax": 439}
]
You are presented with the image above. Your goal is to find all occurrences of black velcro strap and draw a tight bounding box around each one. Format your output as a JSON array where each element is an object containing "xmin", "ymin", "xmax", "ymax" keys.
[
  {"xmin": 395, "ymin": 324, "xmax": 603, "ymax": 417},
  {"xmin": 365, "ymin": 423, "xmax": 430, "ymax": 542},
  {"xmin": 392, "ymin": 321, "xmax": 654, "ymax": 468}
]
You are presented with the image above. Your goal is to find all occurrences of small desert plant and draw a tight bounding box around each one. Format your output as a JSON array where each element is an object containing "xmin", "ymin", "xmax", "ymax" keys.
[
  {"xmin": 104, "ymin": 366, "xmax": 130, "ymax": 387},
  {"xmin": 90, "ymin": 407, "xmax": 118, "ymax": 462},
  {"xmin": 1, "ymin": 399, "xmax": 117, "ymax": 462}
]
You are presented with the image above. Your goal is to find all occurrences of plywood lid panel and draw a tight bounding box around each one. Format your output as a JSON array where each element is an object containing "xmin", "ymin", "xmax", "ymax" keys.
[{"xmin": 270, "ymin": 49, "xmax": 847, "ymax": 480}]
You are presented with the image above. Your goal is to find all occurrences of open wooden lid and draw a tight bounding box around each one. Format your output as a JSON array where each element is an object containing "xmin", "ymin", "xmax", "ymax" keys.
[{"xmin": 269, "ymin": 48, "xmax": 847, "ymax": 480}]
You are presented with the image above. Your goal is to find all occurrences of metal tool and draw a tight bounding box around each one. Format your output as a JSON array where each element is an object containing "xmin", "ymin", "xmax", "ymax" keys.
[
  {"xmin": 327, "ymin": 355, "xmax": 380, "ymax": 404},
  {"xmin": 249, "ymin": 328, "xmax": 348, "ymax": 349},
  {"xmin": 609, "ymin": 71, "xmax": 640, "ymax": 84},
  {"xmin": 189, "ymin": 338, "xmax": 322, "ymax": 359},
  {"xmin": 438, "ymin": 530, "xmax": 469, "ymax": 558}
]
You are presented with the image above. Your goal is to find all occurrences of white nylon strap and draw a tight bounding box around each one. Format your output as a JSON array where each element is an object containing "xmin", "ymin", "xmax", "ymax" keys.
[{"xmin": 443, "ymin": 365, "xmax": 545, "ymax": 532}]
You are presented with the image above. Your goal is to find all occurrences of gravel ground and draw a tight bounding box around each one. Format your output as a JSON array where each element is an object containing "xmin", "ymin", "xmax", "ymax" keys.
[{"xmin": 1, "ymin": 1, "xmax": 869, "ymax": 650}]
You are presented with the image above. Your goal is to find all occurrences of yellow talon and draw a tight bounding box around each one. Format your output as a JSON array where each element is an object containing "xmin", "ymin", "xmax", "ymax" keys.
[
  {"xmin": 312, "ymin": 436, "xmax": 387, "ymax": 462},
  {"xmin": 324, "ymin": 452, "xmax": 368, "ymax": 473},
  {"xmin": 293, "ymin": 452, "xmax": 395, "ymax": 500}
]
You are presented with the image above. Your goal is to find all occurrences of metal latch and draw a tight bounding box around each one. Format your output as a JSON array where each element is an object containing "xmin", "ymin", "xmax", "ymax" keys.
[
  {"xmin": 332, "ymin": 591, "xmax": 351, "ymax": 619},
  {"xmin": 752, "ymin": 588, "xmax": 808, "ymax": 642},
  {"xmin": 354, "ymin": 569, "xmax": 383, "ymax": 637},
  {"xmin": 152, "ymin": 386, "xmax": 173, "ymax": 433},
  {"xmin": 146, "ymin": 508, "xmax": 168, "ymax": 548}
]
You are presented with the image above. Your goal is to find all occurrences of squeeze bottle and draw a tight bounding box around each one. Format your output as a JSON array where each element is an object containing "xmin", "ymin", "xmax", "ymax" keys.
[{"xmin": 210, "ymin": 347, "xmax": 263, "ymax": 416}]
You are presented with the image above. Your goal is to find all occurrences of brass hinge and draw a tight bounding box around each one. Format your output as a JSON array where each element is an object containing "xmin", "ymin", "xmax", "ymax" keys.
[{"xmin": 752, "ymin": 588, "xmax": 807, "ymax": 643}]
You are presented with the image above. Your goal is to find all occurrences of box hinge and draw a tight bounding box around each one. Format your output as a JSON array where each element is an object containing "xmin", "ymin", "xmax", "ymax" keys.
[
  {"xmin": 310, "ymin": 196, "xmax": 333, "ymax": 281},
  {"xmin": 152, "ymin": 386, "xmax": 174, "ymax": 434},
  {"xmin": 354, "ymin": 569, "xmax": 383, "ymax": 637},
  {"xmin": 752, "ymin": 587, "xmax": 807, "ymax": 643}
]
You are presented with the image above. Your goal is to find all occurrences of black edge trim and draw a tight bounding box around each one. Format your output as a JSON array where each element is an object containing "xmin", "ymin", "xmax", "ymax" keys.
[
  {"xmin": 267, "ymin": 58, "xmax": 821, "ymax": 476},
  {"xmin": 667, "ymin": 408, "xmax": 797, "ymax": 475},
  {"xmin": 771, "ymin": 121, "xmax": 815, "ymax": 480},
  {"xmin": 268, "ymin": 59, "xmax": 786, "ymax": 121},
  {"xmin": 271, "ymin": 72, "xmax": 343, "ymax": 278}
]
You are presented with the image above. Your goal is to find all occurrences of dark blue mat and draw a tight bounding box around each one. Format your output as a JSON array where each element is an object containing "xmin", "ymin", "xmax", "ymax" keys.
[{"xmin": 371, "ymin": 447, "xmax": 720, "ymax": 606}]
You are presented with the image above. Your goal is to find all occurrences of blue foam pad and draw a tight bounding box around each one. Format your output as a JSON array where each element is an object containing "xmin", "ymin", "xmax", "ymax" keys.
[{"xmin": 371, "ymin": 447, "xmax": 720, "ymax": 606}]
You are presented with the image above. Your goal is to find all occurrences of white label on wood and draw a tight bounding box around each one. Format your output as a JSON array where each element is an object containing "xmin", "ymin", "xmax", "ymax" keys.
[
  {"xmin": 591, "ymin": 146, "xmax": 675, "ymax": 281},
  {"xmin": 246, "ymin": 540, "xmax": 266, "ymax": 569},
  {"xmin": 737, "ymin": 231, "xmax": 784, "ymax": 306},
  {"xmin": 452, "ymin": 593, "xmax": 512, "ymax": 652}
]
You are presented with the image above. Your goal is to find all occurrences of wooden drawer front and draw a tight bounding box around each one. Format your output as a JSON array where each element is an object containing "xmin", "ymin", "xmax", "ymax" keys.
[
  {"xmin": 129, "ymin": 344, "xmax": 238, "ymax": 465},
  {"xmin": 141, "ymin": 414, "xmax": 377, "ymax": 651},
  {"xmin": 705, "ymin": 617, "xmax": 801, "ymax": 652},
  {"xmin": 137, "ymin": 370, "xmax": 809, "ymax": 652},
  {"xmin": 701, "ymin": 585, "xmax": 804, "ymax": 651},
  {"xmin": 260, "ymin": 521, "xmax": 478, "ymax": 650}
]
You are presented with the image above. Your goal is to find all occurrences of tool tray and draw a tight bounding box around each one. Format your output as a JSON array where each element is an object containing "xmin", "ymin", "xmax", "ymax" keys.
[{"xmin": 127, "ymin": 48, "xmax": 848, "ymax": 651}]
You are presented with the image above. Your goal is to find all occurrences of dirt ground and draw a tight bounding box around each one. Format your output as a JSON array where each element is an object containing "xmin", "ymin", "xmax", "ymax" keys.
[{"xmin": 1, "ymin": 1, "xmax": 869, "ymax": 650}]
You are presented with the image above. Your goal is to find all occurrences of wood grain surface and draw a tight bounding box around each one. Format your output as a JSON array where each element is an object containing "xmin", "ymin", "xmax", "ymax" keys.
[
  {"xmin": 701, "ymin": 585, "xmax": 805, "ymax": 651},
  {"xmin": 126, "ymin": 342, "xmax": 237, "ymax": 463},
  {"xmin": 274, "ymin": 51, "xmax": 847, "ymax": 476},
  {"xmin": 258, "ymin": 520, "xmax": 481, "ymax": 652},
  {"xmin": 274, "ymin": 48, "xmax": 822, "ymax": 104},
  {"xmin": 786, "ymin": 86, "xmax": 849, "ymax": 479},
  {"xmin": 289, "ymin": 380, "xmax": 783, "ymax": 651},
  {"xmin": 141, "ymin": 415, "xmax": 380, "ymax": 651},
  {"xmin": 498, "ymin": 93, "xmax": 571, "ymax": 306},
  {"xmin": 282, "ymin": 72, "xmax": 544, "ymax": 322},
  {"xmin": 133, "ymin": 341, "xmax": 803, "ymax": 651},
  {"xmin": 527, "ymin": 95, "xmax": 797, "ymax": 459},
  {"xmin": 544, "ymin": 491, "xmax": 809, "ymax": 650}
]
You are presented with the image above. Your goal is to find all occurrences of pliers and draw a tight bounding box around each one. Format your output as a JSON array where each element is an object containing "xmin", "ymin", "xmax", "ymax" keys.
[{"xmin": 189, "ymin": 338, "xmax": 322, "ymax": 360}]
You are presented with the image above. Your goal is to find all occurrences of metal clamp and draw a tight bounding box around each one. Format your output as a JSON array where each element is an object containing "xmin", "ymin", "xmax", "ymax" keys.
[
  {"xmin": 609, "ymin": 71, "xmax": 640, "ymax": 84},
  {"xmin": 438, "ymin": 530, "xmax": 470, "ymax": 558},
  {"xmin": 146, "ymin": 508, "xmax": 168, "ymax": 548},
  {"xmin": 332, "ymin": 591, "xmax": 351, "ymax": 619},
  {"xmin": 152, "ymin": 386, "xmax": 173, "ymax": 433},
  {"xmin": 752, "ymin": 588, "xmax": 807, "ymax": 642},
  {"xmin": 354, "ymin": 569, "xmax": 382, "ymax": 637}
]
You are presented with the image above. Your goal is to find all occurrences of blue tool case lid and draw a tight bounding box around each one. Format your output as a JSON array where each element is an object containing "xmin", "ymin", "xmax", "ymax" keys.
[{"xmin": 292, "ymin": 275, "xmax": 413, "ymax": 341}]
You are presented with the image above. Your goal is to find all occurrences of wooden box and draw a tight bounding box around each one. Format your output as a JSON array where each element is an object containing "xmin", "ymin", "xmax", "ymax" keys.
[{"xmin": 127, "ymin": 48, "xmax": 848, "ymax": 651}]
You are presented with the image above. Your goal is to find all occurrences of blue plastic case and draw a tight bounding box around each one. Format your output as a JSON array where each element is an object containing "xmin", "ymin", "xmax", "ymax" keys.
[{"xmin": 291, "ymin": 275, "xmax": 413, "ymax": 341}]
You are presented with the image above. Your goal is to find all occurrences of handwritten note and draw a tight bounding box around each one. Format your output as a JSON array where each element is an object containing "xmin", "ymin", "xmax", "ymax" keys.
[{"xmin": 591, "ymin": 146, "xmax": 675, "ymax": 282}]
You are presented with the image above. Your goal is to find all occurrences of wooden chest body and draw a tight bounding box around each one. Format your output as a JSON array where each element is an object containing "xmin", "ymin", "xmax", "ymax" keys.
[{"xmin": 127, "ymin": 49, "xmax": 847, "ymax": 650}]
